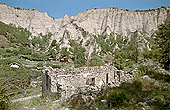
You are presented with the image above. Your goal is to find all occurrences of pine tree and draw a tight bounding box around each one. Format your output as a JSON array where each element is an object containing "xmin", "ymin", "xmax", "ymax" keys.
[{"xmin": 155, "ymin": 22, "xmax": 170, "ymax": 70}]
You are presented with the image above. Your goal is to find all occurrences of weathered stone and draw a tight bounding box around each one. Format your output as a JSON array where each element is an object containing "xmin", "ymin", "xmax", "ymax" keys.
[
  {"xmin": 43, "ymin": 66, "xmax": 134, "ymax": 98},
  {"xmin": 141, "ymin": 75, "xmax": 155, "ymax": 82}
]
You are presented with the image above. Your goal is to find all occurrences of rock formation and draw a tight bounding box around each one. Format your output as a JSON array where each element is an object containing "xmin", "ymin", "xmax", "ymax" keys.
[{"xmin": 0, "ymin": 4, "xmax": 170, "ymax": 41}]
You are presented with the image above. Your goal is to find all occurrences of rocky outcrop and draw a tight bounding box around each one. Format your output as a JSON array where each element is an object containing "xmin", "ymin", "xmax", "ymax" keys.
[
  {"xmin": 0, "ymin": 4, "xmax": 57, "ymax": 36},
  {"xmin": 0, "ymin": 4, "xmax": 170, "ymax": 41}
]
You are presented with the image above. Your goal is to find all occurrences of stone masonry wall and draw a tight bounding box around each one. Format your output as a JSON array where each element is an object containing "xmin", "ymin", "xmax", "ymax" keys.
[{"xmin": 43, "ymin": 66, "xmax": 135, "ymax": 98}]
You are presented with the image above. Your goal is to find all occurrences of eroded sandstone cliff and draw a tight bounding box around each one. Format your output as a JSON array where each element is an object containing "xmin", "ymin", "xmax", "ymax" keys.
[{"xmin": 0, "ymin": 4, "xmax": 170, "ymax": 41}]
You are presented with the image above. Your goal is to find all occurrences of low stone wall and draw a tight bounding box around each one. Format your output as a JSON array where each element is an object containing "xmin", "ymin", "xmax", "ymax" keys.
[{"xmin": 43, "ymin": 66, "xmax": 135, "ymax": 98}]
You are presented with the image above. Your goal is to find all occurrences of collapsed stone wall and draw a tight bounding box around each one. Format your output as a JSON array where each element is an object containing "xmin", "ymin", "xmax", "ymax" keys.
[{"xmin": 43, "ymin": 66, "xmax": 135, "ymax": 98}]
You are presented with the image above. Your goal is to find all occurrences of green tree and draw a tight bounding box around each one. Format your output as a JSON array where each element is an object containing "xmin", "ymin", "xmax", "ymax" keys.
[
  {"xmin": 88, "ymin": 53, "xmax": 104, "ymax": 67},
  {"xmin": 155, "ymin": 22, "xmax": 170, "ymax": 70},
  {"xmin": 74, "ymin": 46, "xmax": 86, "ymax": 67},
  {"xmin": 60, "ymin": 47, "xmax": 70, "ymax": 58},
  {"xmin": 69, "ymin": 40, "xmax": 86, "ymax": 67},
  {"xmin": 114, "ymin": 36, "xmax": 138, "ymax": 70},
  {"xmin": 50, "ymin": 40, "xmax": 57, "ymax": 47}
]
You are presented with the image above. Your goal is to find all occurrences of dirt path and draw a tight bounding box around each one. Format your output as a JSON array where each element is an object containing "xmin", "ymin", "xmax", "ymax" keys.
[{"xmin": 10, "ymin": 94, "xmax": 42, "ymax": 103}]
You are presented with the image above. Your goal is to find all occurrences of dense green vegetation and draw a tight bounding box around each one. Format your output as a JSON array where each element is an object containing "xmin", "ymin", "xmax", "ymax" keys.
[
  {"xmin": 154, "ymin": 22, "xmax": 170, "ymax": 70},
  {"xmin": 0, "ymin": 21, "xmax": 46, "ymax": 110},
  {"xmin": 88, "ymin": 52, "xmax": 104, "ymax": 66},
  {"xmin": 69, "ymin": 40, "xmax": 86, "ymax": 67},
  {"xmin": 31, "ymin": 32, "xmax": 52, "ymax": 50},
  {"xmin": 114, "ymin": 36, "xmax": 138, "ymax": 70},
  {"xmin": 0, "ymin": 22, "xmax": 31, "ymax": 47},
  {"xmin": 91, "ymin": 33, "xmax": 139, "ymax": 70}
]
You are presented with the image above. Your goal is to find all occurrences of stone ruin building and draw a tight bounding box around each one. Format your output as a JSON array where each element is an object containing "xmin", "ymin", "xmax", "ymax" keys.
[{"xmin": 42, "ymin": 66, "xmax": 135, "ymax": 98}]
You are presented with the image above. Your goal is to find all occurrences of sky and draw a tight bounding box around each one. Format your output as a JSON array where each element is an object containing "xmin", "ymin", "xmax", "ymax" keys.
[{"xmin": 1, "ymin": 0, "xmax": 170, "ymax": 19}]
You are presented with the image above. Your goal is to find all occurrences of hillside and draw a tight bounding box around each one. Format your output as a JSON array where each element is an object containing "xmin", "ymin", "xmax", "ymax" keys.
[
  {"xmin": 0, "ymin": 4, "xmax": 170, "ymax": 60},
  {"xmin": 0, "ymin": 4, "xmax": 170, "ymax": 110}
]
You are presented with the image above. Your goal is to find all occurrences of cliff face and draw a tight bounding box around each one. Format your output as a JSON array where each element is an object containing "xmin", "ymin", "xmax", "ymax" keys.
[
  {"xmin": 75, "ymin": 8, "xmax": 170, "ymax": 35},
  {"xmin": 0, "ymin": 4, "xmax": 170, "ymax": 41}
]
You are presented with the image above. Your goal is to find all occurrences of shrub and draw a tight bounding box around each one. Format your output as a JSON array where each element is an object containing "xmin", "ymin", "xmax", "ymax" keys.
[
  {"xmin": 69, "ymin": 95, "xmax": 85, "ymax": 110},
  {"xmin": 114, "ymin": 36, "xmax": 138, "ymax": 70},
  {"xmin": 88, "ymin": 53, "xmax": 104, "ymax": 67},
  {"xmin": 60, "ymin": 47, "xmax": 70, "ymax": 59},
  {"xmin": 51, "ymin": 65, "xmax": 61, "ymax": 69},
  {"xmin": 0, "ymin": 93, "xmax": 9, "ymax": 110},
  {"xmin": 149, "ymin": 72, "xmax": 170, "ymax": 83},
  {"xmin": 31, "ymin": 32, "xmax": 52, "ymax": 50},
  {"xmin": 107, "ymin": 90, "xmax": 128, "ymax": 108},
  {"xmin": 74, "ymin": 48, "xmax": 86, "ymax": 68},
  {"xmin": 85, "ymin": 40, "xmax": 90, "ymax": 46},
  {"xmin": 18, "ymin": 47, "xmax": 32, "ymax": 55},
  {"xmin": 138, "ymin": 65, "xmax": 170, "ymax": 83},
  {"xmin": 27, "ymin": 52, "xmax": 48, "ymax": 61},
  {"xmin": 69, "ymin": 94, "xmax": 95, "ymax": 110},
  {"xmin": 50, "ymin": 40, "xmax": 57, "ymax": 47},
  {"xmin": 95, "ymin": 34, "xmax": 112, "ymax": 54},
  {"xmin": 37, "ymin": 62, "xmax": 43, "ymax": 67},
  {"xmin": 69, "ymin": 40, "xmax": 86, "ymax": 67},
  {"xmin": 49, "ymin": 49, "xmax": 57, "ymax": 59},
  {"xmin": 154, "ymin": 22, "xmax": 170, "ymax": 70},
  {"xmin": 0, "ymin": 65, "xmax": 32, "ymax": 101}
]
